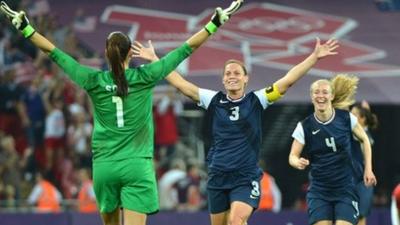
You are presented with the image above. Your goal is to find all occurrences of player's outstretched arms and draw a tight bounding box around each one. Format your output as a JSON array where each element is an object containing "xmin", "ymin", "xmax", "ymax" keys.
[
  {"xmin": 132, "ymin": 41, "xmax": 200, "ymax": 102},
  {"xmin": 0, "ymin": 1, "xmax": 55, "ymax": 54},
  {"xmin": 186, "ymin": 0, "xmax": 243, "ymax": 50},
  {"xmin": 273, "ymin": 38, "xmax": 339, "ymax": 96},
  {"xmin": 289, "ymin": 139, "xmax": 309, "ymax": 170}
]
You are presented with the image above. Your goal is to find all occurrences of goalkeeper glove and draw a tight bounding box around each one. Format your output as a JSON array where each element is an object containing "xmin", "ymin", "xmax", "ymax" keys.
[
  {"xmin": 0, "ymin": 1, "xmax": 36, "ymax": 38},
  {"xmin": 204, "ymin": 0, "xmax": 244, "ymax": 35}
]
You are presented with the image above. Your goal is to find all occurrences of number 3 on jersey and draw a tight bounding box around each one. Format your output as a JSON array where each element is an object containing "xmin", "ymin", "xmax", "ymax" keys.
[
  {"xmin": 229, "ymin": 106, "xmax": 239, "ymax": 121},
  {"xmin": 112, "ymin": 96, "xmax": 124, "ymax": 127}
]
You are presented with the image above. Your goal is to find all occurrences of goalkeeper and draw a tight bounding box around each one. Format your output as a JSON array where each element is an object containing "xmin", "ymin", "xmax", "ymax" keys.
[{"xmin": 0, "ymin": 1, "xmax": 243, "ymax": 225}]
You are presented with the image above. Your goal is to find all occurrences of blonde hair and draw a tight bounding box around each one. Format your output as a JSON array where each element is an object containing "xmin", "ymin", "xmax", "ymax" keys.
[
  {"xmin": 330, "ymin": 74, "xmax": 359, "ymax": 110},
  {"xmin": 309, "ymin": 74, "xmax": 359, "ymax": 110},
  {"xmin": 310, "ymin": 79, "xmax": 332, "ymax": 95}
]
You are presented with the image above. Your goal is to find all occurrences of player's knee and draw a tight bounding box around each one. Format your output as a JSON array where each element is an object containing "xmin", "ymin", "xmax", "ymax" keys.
[{"xmin": 227, "ymin": 214, "xmax": 247, "ymax": 225}]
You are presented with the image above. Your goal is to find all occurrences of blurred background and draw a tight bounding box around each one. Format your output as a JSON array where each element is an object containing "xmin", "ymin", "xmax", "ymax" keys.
[{"xmin": 0, "ymin": 0, "xmax": 399, "ymax": 224}]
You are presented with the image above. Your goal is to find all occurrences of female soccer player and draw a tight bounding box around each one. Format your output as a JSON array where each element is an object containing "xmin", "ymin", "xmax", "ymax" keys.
[
  {"xmin": 350, "ymin": 102, "xmax": 378, "ymax": 225},
  {"xmin": 0, "ymin": 1, "xmax": 243, "ymax": 225},
  {"xmin": 133, "ymin": 36, "xmax": 339, "ymax": 225},
  {"xmin": 289, "ymin": 74, "xmax": 377, "ymax": 225}
]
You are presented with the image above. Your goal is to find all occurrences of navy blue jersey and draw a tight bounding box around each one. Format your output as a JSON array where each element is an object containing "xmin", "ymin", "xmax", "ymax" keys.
[
  {"xmin": 351, "ymin": 129, "xmax": 374, "ymax": 182},
  {"xmin": 293, "ymin": 109, "xmax": 357, "ymax": 199},
  {"xmin": 198, "ymin": 89, "xmax": 270, "ymax": 174},
  {"xmin": 351, "ymin": 137, "xmax": 364, "ymax": 183}
]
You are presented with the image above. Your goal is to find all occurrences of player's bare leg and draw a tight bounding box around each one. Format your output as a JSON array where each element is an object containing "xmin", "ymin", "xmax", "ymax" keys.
[
  {"xmin": 210, "ymin": 211, "xmax": 229, "ymax": 225},
  {"xmin": 228, "ymin": 201, "xmax": 253, "ymax": 225},
  {"xmin": 100, "ymin": 208, "xmax": 120, "ymax": 225},
  {"xmin": 123, "ymin": 209, "xmax": 147, "ymax": 225}
]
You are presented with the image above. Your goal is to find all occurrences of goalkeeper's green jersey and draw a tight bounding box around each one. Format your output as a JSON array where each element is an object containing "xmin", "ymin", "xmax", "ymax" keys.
[{"xmin": 49, "ymin": 43, "xmax": 192, "ymax": 162}]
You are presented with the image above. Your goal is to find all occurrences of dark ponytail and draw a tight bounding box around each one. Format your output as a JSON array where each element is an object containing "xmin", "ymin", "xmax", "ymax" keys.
[
  {"xmin": 353, "ymin": 104, "xmax": 379, "ymax": 130},
  {"xmin": 106, "ymin": 32, "xmax": 131, "ymax": 97},
  {"xmin": 364, "ymin": 109, "xmax": 378, "ymax": 130}
]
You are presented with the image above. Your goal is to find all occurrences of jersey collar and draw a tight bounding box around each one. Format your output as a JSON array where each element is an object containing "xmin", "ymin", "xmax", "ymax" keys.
[
  {"xmin": 226, "ymin": 94, "xmax": 246, "ymax": 102},
  {"xmin": 313, "ymin": 109, "xmax": 335, "ymax": 125}
]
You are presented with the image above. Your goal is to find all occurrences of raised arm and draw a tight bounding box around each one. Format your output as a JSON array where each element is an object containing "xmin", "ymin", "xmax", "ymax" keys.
[
  {"xmin": 166, "ymin": 73, "xmax": 200, "ymax": 102},
  {"xmin": 352, "ymin": 122, "xmax": 377, "ymax": 187},
  {"xmin": 29, "ymin": 32, "xmax": 56, "ymax": 54},
  {"xmin": 2, "ymin": 0, "xmax": 243, "ymax": 57},
  {"xmin": 274, "ymin": 38, "xmax": 339, "ymax": 96},
  {"xmin": 186, "ymin": 0, "xmax": 243, "ymax": 50},
  {"xmin": 0, "ymin": 2, "xmax": 55, "ymax": 53},
  {"xmin": 0, "ymin": 1, "xmax": 97, "ymax": 89},
  {"xmin": 132, "ymin": 40, "xmax": 200, "ymax": 102}
]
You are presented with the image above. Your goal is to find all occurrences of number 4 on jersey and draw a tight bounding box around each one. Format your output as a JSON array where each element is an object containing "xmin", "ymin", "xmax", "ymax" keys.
[{"xmin": 325, "ymin": 137, "xmax": 337, "ymax": 152}]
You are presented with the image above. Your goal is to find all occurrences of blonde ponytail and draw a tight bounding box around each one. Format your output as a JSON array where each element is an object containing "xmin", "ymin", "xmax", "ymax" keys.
[{"xmin": 330, "ymin": 74, "xmax": 359, "ymax": 110}]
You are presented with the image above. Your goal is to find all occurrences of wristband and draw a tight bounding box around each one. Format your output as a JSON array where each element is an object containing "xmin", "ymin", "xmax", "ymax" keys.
[
  {"xmin": 22, "ymin": 24, "xmax": 35, "ymax": 38},
  {"xmin": 204, "ymin": 21, "xmax": 218, "ymax": 35}
]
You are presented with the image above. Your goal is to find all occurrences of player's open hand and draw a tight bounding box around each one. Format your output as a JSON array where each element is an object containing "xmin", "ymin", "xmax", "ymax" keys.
[
  {"xmin": 131, "ymin": 40, "xmax": 158, "ymax": 62},
  {"xmin": 313, "ymin": 38, "xmax": 339, "ymax": 59}
]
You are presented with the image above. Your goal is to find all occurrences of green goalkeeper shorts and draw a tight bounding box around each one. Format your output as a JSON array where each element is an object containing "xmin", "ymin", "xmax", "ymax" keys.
[{"xmin": 93, "ymin": 157, "xmax": 159, "ymax": 214}]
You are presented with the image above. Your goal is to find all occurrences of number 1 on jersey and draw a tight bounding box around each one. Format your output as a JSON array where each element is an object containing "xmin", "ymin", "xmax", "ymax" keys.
[{"xmin": 112, "ymin": 96, "xmax": 124, "ymax": 127}]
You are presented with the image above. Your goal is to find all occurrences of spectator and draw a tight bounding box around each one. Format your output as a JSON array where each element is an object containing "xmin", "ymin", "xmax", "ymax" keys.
[
  {"xmin": 22, "ymin": 72, "xmax": 46, "ymax": 150},
  {"xmin": 0, "ymin": 67, "xmax": 29, "ymax": 154},
  {"xmin": 27, "ymin": 171, "xmax": 62, "ymax": 213},
  {"xmin": 258, "ymin": 160, "xmax": 281, "ymax": 212},
  {"xmin": 53, "ymin": 149, "xmax": 77, "ymax": 199},
  {"xmin": 154, "ymin": 88, "xmax": 183, "ymax": 160},
  {"xmin": 158, "ymin": 158, "xmax": 187, "ymax": 210},
  {"xmin": 42, "ymin": 82, "xmax": 66, "ymax": 171},
  {"xmin": 175, "ymin": 160, "xmax": 205, "ymax": 211},
  {"xmin": 76, "ymin": 168, "xmax": 97, "ymax": 213},
  {"xmin": 258, "ymin": 171, "xmax": 281, "ymax": 212},
  {"xmin": 0, "ymin": 135, "xmax": 30, "ymax": 201},
  {"xmin": 68, "ymin": 89, "xmax": 91, "ymax": 118},
  {"xmin": 3, "ymin": 39, "xmax": 27, "ymax": 65},
  {"xmin": 67, "ymin": 109, "xmax": 92, "ymax": 167}
]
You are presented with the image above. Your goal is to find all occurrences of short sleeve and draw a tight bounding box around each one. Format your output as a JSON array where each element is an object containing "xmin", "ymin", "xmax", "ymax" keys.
[
  {"xmin": 254, "ymin": 88, "xmax": 271, "ymax": 110},
  {"xmin": 292, "ymin": 122, "xmax": 305, "ymax": 145},
  {"xmin": 198, "ymin": 88, "xmax": 218, "ymax": 109},
  {"xmin": 350, "ymin": 112, "xmax": 358, "ymax": 130}
]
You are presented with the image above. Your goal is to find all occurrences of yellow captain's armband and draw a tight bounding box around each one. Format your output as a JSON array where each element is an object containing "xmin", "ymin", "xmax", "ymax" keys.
[{"xmin": 265, "ymin": 83, "xmax": 283, "ymax": 102}]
